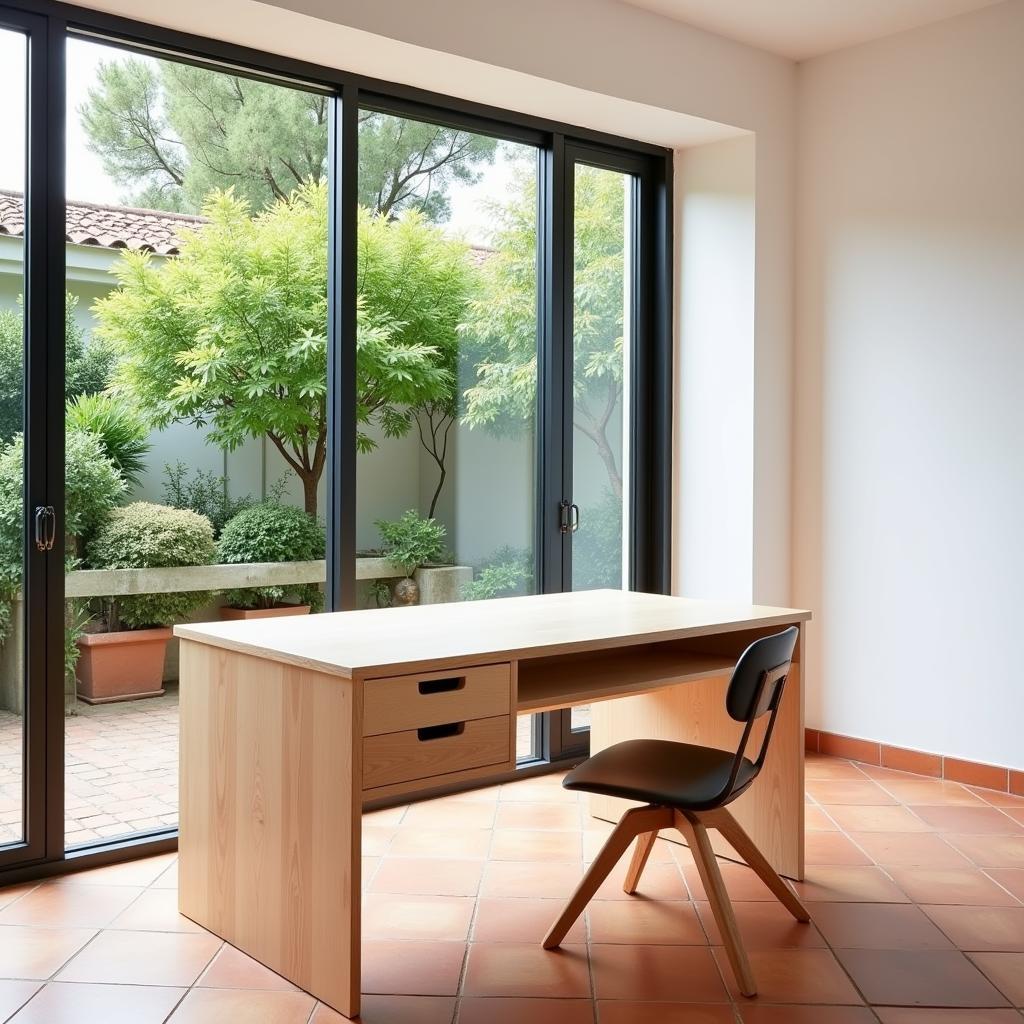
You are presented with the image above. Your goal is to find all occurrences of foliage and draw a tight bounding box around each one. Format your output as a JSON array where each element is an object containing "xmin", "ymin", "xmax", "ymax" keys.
[
  {"xmin": 94, "ymin": 183, "xmax": 459, "ymax": 516},
  {"xmin": 86, "ymin": 502, "xmax": 216, "ymax": 630},
  {"xmin": 368, "ymin": 579, "xmax": 393, "ymax": 609},
  {"xmin": 0, "ymin": 294, "xmax": 117, "ymax": 444},
  {"xmin": 572, "ymin": 489, "xmax": 624, "ymax": 591},
  {"xmin": 376, "ymin": 510, "xmax": 447, "ymax": 578},
  {"xmin": 161, "ymin": 461, "xmax": 253, "ymax": 537},
  {"xmin": 463, "ymin": 165, "xmax": 627, "ymax": 498},
  {"xmin": 80, "ymin": 58, "xmax": 496, "ymax": 218},
  {"xmin": 66, "ymin": 393, "xmax": 151, "ymax": 487},
  {"xmin": 462, "ymin": 545, "xmax": 533, "ymax": 601},
  {"xmin": 217, "ymin": 502, "xmax": 325, "ymax": 610}
]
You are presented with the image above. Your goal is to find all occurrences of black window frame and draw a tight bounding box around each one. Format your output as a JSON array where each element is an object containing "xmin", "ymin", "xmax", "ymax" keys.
[{"xmin": 0, "ymin": 0, "xmax": 672, "ymax": 884}]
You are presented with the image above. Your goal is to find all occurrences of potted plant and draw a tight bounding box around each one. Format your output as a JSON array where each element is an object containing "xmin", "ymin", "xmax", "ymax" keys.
[
  {"xmin": 77, "ymin": 502, "xmax": 216, "ymax": 704},
  {"xmin": 376, "ymin": 510, "xmax": 447, "ymax": 606},
  {"xmin": 217, "ymin": 502, "xmax": 325, "ymax": 619}
]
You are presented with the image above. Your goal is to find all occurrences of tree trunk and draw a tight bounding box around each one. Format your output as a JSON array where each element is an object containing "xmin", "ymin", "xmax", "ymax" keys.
[{"xmin": 300, "ymin": 472, "xmax": 319, "ymax": 518}]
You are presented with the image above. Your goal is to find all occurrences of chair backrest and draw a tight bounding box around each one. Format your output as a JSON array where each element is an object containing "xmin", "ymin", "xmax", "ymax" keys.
[{"xmin": 726, "ymin": 625, "xmax": 800, "ymax": 724}]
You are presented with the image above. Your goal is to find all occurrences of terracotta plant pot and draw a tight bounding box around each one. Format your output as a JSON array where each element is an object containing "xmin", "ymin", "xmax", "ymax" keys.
[
  {"xmin": 75, "ymin": 627, "xmax": 172, "ymax": 705},
  {"xmin": 220, "ymin": 603, "xmax": 311, "ymax": 621}
]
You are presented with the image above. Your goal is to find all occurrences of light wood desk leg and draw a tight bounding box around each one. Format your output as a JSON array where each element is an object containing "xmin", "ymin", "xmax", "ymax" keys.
[{"xmin": 178, "ymin": 642, "xmax": 362, "ymax": 1019}]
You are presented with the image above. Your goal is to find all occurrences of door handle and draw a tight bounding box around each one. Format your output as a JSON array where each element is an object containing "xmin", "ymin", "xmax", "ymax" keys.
[
  {"xmin": 558, "ymin": 500, "xmax": 580, "ymax": 535},
  {"xmin": 33, "ymin": 505, "xmax": 56, "ymax": 552}
]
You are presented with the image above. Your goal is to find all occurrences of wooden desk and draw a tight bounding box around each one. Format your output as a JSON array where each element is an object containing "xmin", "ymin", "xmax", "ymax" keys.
[{"xmin": 175, "ymin": 589, "xmax": 810, "ymax": 1019}]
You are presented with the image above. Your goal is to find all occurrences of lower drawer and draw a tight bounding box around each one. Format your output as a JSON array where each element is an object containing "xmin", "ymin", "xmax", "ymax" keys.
[{"xmin": 362, "ymin": 715, "xmax": 510, "ymax": 790}]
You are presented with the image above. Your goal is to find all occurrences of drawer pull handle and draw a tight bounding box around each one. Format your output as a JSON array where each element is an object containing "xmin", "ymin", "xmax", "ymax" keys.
[
  {"xmin": 417, "ymin": 722, "xmax": 465, "ymax": 742},
  {"xmin": 418, "ymin": 677, "xmax": 465, "ymax": 695}
]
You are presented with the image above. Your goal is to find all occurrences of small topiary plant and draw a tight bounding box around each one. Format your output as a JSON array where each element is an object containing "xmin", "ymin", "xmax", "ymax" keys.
[
  {"xmin": 87, "ymin": 502, "xmax": 216, "ymax": 630},
  {"xmin": 375, "ymin": 510, "xmax": 447, "ymax": 578},
  {"xmin": 217, "ymin": 502, "xmax": 326, "ymax": 610}
]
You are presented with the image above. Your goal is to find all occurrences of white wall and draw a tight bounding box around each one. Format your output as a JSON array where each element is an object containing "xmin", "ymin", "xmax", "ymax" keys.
[{"xmin": 794, "ymin": 0, "xmax": 1024, "ymax": 769}]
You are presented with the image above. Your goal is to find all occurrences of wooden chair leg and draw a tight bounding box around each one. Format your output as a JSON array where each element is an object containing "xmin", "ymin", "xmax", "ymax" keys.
[
  {"xmin": 674, "ymin": 810, "xmax": 757, "ymax": 998},
  {"xmin": 543, "ymin": 805, "xmax": 673, "ymax": 950},
  {"xmin": 705, "ymin": 807, "xmax": 810, "ymax": 922},
  {"xmin": 623, "ymin": 830, "xmax": 658, "ymax": 895}
]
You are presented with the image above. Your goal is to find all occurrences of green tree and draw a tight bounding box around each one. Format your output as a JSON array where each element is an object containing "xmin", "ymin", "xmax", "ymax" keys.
[
  {"xmin": 80, "ymin": 57, "xmax": 496, "ymax": 218},
  {"xmin": 463, "ymin": 166, "xmax": 627, "ymax": 500},
  {"xmin": 93, "ymin": 182, "xmax": 472, "ymax": 516},
  {"xmin": 0, "ymin": 295, "xmax": 117, "ymax": 444}
]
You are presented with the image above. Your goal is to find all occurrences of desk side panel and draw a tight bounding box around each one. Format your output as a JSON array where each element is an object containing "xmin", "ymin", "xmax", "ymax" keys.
[
  {"xmin": 589, "ymin": 625, "xmax": 805, "ymax": 880},
  {"xmin": 178, "ymin": 640, "xmax": 361, "ymax": 1016}
]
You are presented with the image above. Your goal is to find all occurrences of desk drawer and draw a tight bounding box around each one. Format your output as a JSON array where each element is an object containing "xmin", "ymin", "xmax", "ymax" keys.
[
  {"xmin": 362, "ymin": 663, "xmax": 511, "ymax": 736},
  {"xmin": 362, "ymin": 715, "xmax": 510, "ymax": 790}
]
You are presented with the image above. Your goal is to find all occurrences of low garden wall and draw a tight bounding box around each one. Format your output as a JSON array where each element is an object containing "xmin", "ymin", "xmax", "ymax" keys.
[{"xmin": 0, "ymin": 558, "xmax": 472, "ymax": 714}]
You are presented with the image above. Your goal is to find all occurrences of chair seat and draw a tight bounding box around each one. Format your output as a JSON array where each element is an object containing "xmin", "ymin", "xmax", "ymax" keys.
[{"xmin": 563, "ymin": 738, "xmax": 756, "ymax": 811}]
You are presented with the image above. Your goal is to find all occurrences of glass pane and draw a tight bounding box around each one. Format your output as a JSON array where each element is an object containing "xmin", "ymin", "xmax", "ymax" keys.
[
  {"xmin": 0, "ymin": 27, "xmax": 28, "ymax": 849},
  {"xmin": 570, "ymin": 165, "xmax": 631, "ymax": 594},
  {"xmin": 355, "ymin": 112, "xmax": 541, "ymax": 757},
  {"xmin": 63, "ymin": 38, "xmax": 329, "ymax": 848}
]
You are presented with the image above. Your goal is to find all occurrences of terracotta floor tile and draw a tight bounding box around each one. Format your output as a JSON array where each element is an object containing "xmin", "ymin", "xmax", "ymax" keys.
[
  {"xmin": 362, "ymin": 893, "xmax": 473, "ymax": 941},
  {"xmin": 737, "ymin": 1008, "xmax": 877, "ymax": 1024},
  {"xmin": 945, "ymin": 835, "xmax": 1024, "ymax": 868},
  {"xmin": 911, "ymin": 806, "xmax": 1024, "ymax": 835},
  {"xmin": 584, "ymin": 828, "xmax": 677, "ymax": 860},
  {"xmin": 0, "ymin": 883, "xmax": 37, "ymax": 911},
  {"xmin": 878, "ymin": 779, "xmax": 986, "ymax": 806},
  {"xmin": 494, "ymin": 802, "xmax": 581, "ymax": 831},
  {"xmin": 1005, "ymin": 807, "xmax": 1024, "ymax": 825},
  {"xmin": 499, "ymin": 778, "xmax": 580, "ymax": 803},
  {"xmin": 874, "ymin": 1010, "xmax": 1022, "ymax": 1024},
  {"xmin": 314, "ymin": 995, "xmax": 455, "ymax": 1024},
  {"xmin": 922, "ymin": 905, "xmax": 1024, "ymax": 951},
  {"xmin": 108, "ymin": 887, "xmax": 205, "ymax": 932},
  {"xmin": 805, "ymin": 756, "xmax": 866, "ymax": 780},
  {"xmin": 848, "ymin": 831, "xmax": 972, "ymax": 867},
  {"xmin": 401, "ymin": 801, "xmax": 496, "ymax": 829},
  {"xmin": 55, "ymin": 929, "xmax": 221, "ymax": 986},
  {"xmin": 363, "ymin": 856, "xmax": 381, "ymax": 890},
  {"xmin": 197, "ymin": 944, "xmax": 297, "ymax": 990},
  {"xmin": 167, "ymin": 988, "xmax": 314, "ymax": 1023},
  {"xmin": 805, "ymin": 805, "xmax": 840, "ymax": 831},
  {"xmin": 0, "ymin": 881, "xmax": 144, "ymax": 928},
  {"xmin": 362, "ymin": 940, "xmax": 465, "ymax": 996},
  {"xmin": 589, "ymin": 943, "xmax": 728, "ymax": 1001},
  {"xmin": 9, "ymin": 983, "xmax": 184, "ymax": 1024},
  {"xmin": 809, "ymin": 901, "xmax": 953, "ymax": 949},
  {"xmin": 587, "ymin": 897, "xmax": 707, "ymax": 944},
  {"xmin": 361, "ymin": 825, "xmax": 397, "ymax": 856},
  {"xmin": 364, "ymin": 805, "xmax": 408, "ymax": 827},
  {"xmin": 789, "ymin": 865, "xmax": 910, "ymax": 902},
  {"xmin": 463, "ymin": 942, "xmax": 590, "ymax": 998},
  {"xmin": 970, "ymin": 788, "xmax": 1024, "ymax": 808},
  {"xmin": 489, "ymin": 828, "xmax": 582, "ymax": 861},
  {"xmin": 0, "ymin": 925, "xmax": 96, "ymax": 980},
  {"xmin": 804, "ymin": 831, "xmax": 873, "ymax": 865},
  {"xmin": 986, "ymin": 869, "xmax": 1024, "ymax": 901},
  {"xmin": 472, "ymin": 897, "xmax": 585, "ymax": 943},
  {"xmin": 824, "ymin": 804, "xmax": 932, "ymax": 832},
  {"xmin": 0, "ymin": 982, "xmax": 40, "ymax": 1022},
  {"xmin": 717, "ymin": 947, "xmax": 862, "ymax": 1003},
  {"xmin": 595, "ymin": 859, "xmax": 688, "ymax": 901},
  {"xmin": 682, "ymin": 861, "xmax": 778, "ymax": 902},
  {"xmin": 386, "ymin": 827, "xmax": 492, "ymax": 859},
  {"xmin": 836, "ymin": 948, "xmax": 1009, "ymax": 1007},
  {"xmin": 457, "ymin": 997, "xmax": 595, "ymax": 1024},
  {"xmin": 370, "ymin": 857, "xmax": 483, "ymax": 897},
  {"xmin": 55, "ymin": 853, "xmax": 176, "ymax": 886},
  {"xmin": 480, "ymin": 860, "xmax": 582, "ymax": 899},
  {"xmin": 151, "ymin": 861, "xmax": 179, "ymax": 889},
  {"xmin": 965, "ymin": 952, "xmax": 1024, "ymax": 1006},
  {"xmin": 886, "ymin": 867, "xmax": 1022, "ymax": 906},
  {"xmin": 695, "ymin": 899, "xmax": 826, "ymax": 949},
  {"xmin": 806, "ymin": 780, "xmax": 897, "ymax": 805},
  {"xmin": 598, "ymin": 1003, "xmax": 736, "ymax": 1024}
]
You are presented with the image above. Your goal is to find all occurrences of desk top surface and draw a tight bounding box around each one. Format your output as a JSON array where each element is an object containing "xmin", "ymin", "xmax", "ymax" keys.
[{"xmin": 174, "ymin": 590, "xmax": 810, "ymax": 680}]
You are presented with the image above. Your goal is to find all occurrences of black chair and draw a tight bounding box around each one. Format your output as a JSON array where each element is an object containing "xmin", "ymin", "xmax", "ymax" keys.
[{"xmin": 543, "ymin": 626, "xmax": 809, "ymax": 997}]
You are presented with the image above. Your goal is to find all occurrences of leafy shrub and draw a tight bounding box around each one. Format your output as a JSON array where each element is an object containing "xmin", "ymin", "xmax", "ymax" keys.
[
  {"xmin": 161, "ymin": 461, "xmax": 253, "ymax": 537},
  {"xmin": 572, "ymin": 490, "xmax": 623, "ymax": 590},
  {"xmin": 87, "ymin": 502, "xmax": 216, "ymax": 629},
  {"xmin": 376, "ymin": 510, "xmax": 447, "ymax": 578},
  {"xmin": 463, "ymin": 545, "xmax": 533, "ymax": 601},
  {"xmin": 217, "ymin": 502, "xmax": 325, "ymax": 610},
  {"xmin": 66, "ymin": 393, "xmax": 151, "ymax": 487}
]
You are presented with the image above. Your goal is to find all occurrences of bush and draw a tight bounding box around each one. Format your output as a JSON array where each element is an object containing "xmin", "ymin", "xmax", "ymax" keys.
[
  {"xmin": 463, "ymin": 546, "xmax": 533, "ymax": 601},
  {"xmin": 87, "ymin": 502, "xmax": 216, "ymax": 629},
  {"xmin": 376, "ymin": 510, "xmax": 447, "ymax": 578},
  {"xmin": 217, "ymin": 502, "xmax": 325, "ymax": 610},
  {"xmin": 66, "ymin": 393, "xmax": 151, "ymax": 488},
  {"xmin": 161, "ymin": 461, "xmax": 254, "ymax": 537}
]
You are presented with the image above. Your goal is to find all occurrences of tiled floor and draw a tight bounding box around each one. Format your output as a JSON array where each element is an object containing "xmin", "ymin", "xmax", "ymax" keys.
[{"xmin": 0, "ymin": 751, "xmax": 1022, "ymax": 1022}]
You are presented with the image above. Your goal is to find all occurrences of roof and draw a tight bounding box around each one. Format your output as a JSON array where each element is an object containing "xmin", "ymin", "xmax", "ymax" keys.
[{"xmin": 0, "ymin": 190, "xmax": 206, "ymax": 256}]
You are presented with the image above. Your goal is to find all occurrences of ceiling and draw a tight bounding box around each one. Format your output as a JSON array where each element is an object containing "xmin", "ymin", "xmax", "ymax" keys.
[{"xmin": 620, "ymin": 0, "xmax": 1005, "ymax": 60}]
